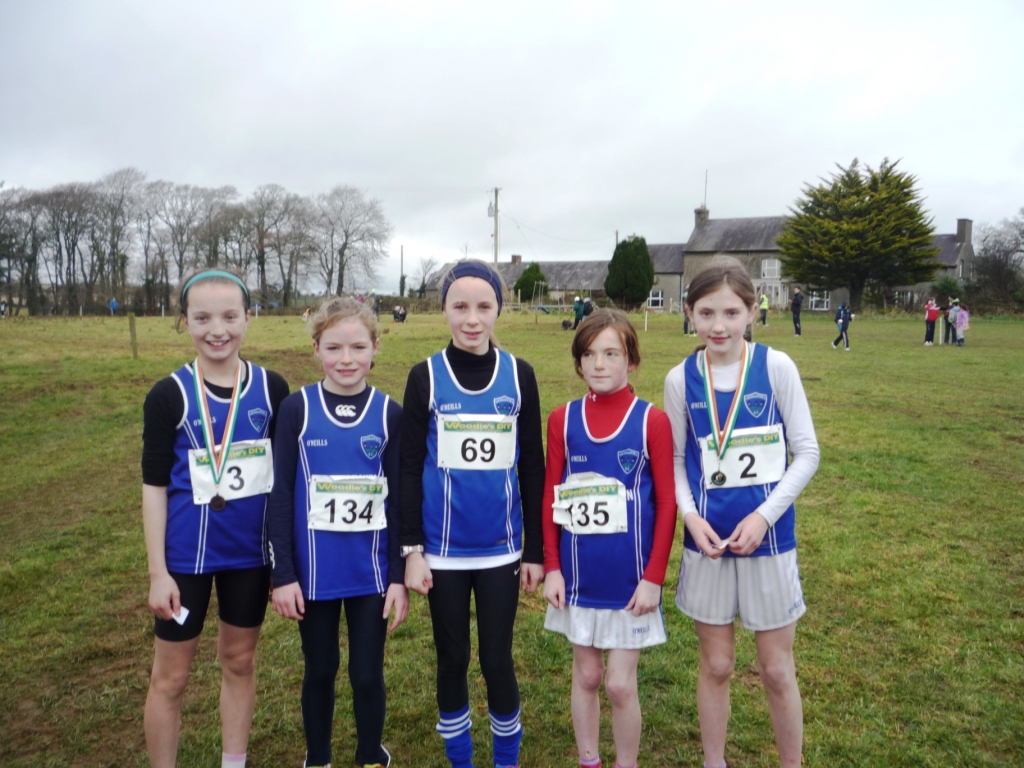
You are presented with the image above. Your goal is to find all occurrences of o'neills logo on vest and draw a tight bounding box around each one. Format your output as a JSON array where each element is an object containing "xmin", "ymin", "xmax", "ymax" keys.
[
  {"xmin": 360, "ymin": 434, "xmax": 383, "ymax": 459},
  {"xmin": 617, "ymin": 449, "xmax": 639, "ymax": 474}
]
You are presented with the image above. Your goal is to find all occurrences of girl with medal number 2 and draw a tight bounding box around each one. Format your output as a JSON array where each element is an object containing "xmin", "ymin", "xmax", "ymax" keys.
[
  {"xmin": 268, "ymin": 297, "xmax": 408, "ymax": 768},
  {"xmin": 541, "ymin": 309, "xmax": 677, "ymax": 768},
  {"xmin": 141, "ymin": 270, "xmax": 290, "ymax": 768},
  {"xmin": 663, "ymin": 260, "xmax": 820, "ymax": 768}
]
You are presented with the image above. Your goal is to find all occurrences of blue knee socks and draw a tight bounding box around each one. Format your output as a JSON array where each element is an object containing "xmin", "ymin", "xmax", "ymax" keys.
[
  {"xmin": 490, "ymin": 706, "xmax": 522, "ymax": 768},
  {"xmin": 437, "ymin": 706, "xmax": 474, "ymax": 768}
]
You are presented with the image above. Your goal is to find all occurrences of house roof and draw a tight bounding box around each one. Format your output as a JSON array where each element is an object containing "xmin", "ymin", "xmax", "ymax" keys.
[
  {"xmin": 685, "ymin": 216, "xmax": 787, "ymax": 253},
  {"xmin": 647, "ymin": 243, "xmax": 685, "ymax": 273},
  {"xmin": 933, "ymin": 234, "xmax": 966, "ymax": 267},
  {"xmin": 426, "ymin": 260, "xmax": 610, "ymax": 292}
]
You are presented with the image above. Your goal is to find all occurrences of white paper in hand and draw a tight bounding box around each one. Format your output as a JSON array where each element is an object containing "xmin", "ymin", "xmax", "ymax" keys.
[{"xmin": 172, "ymin": 606, "xmax": 190, "ymax": 626}]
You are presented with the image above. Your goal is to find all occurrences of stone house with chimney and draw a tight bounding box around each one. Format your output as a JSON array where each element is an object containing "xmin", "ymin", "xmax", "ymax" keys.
[{"xmin": 424, "ymin": 254, "xmax": 610, "ymax": 304}]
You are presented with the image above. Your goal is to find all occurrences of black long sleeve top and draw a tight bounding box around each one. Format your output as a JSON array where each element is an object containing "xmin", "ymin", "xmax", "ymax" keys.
[
  {"xmin": 266, "ymin": 384, "xmax": 405, "ymax": 588},
  {"xmin": 399, "ymin": 342, "xmax": 545, "ymax": 564}
]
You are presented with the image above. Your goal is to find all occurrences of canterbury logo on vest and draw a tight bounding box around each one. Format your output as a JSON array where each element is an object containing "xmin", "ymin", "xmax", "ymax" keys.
[
  {"xmin": 335, "ymin": 404, "xmax": 357, "ymax": 418},
  {"xmin": 360, "ymin": 434, "xmax": 383, "ymax": 459}
]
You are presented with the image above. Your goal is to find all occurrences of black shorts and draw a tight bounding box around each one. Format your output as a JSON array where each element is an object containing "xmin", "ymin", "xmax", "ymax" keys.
[{"xmin": 154, "ymin": 566, "xmax": 271, "ymax": 642}]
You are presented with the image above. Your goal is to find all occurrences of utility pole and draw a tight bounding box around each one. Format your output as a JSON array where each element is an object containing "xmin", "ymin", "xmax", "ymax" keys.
[
  {"xmin": 488, "ymin": 188, "xmax": 501, "ymax": 264},
  {"xmin": 400, "ymin": 244, "xmax": 404, "ymax": 296}
]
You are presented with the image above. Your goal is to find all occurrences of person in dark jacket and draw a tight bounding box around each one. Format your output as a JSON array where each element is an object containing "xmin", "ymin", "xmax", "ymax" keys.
[
  {"xmin": 572, "ymin": 296, "xmax": 584, "ymax": 329},
  {"xmin": 790, "ymin": 286, "xmax": 804, "ymax": 336},
  {"xmin": 832, "ymin": 301, "xmax": 852, "ymax": 351}
]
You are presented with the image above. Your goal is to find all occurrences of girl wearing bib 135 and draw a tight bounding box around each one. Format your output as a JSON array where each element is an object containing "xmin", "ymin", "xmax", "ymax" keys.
[
  {"xmin": 400, "ymin": 260, "xmax": 546, "ymax": 768},
  {"xmin": 268, "ymin": 297, "xmax": 408, "ymax": 768},
  {"xmin": 141, "ymin": 269, "xmax": 290, "ymax": 768},
  {"xmin": 541, "ymin": 309, "xmax": 677, "ymax": 768},
  {"xmin": 663, "ymin": 260, "xmax": 819, "ymax": 768}
]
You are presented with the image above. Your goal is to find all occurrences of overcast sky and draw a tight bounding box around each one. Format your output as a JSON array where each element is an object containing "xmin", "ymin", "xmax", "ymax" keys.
[{"xmin": 2, "ymin": 0, "xmax": 1022, "ymax": 293}]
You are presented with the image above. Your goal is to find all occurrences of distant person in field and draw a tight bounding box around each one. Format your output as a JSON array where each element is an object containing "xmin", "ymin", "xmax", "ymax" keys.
[
  {"xmin": 758, "ymin": 292, "xmax": 769, "ymax": 326},
  {"xmin": 573, "ymin": 295, "xmax": 584, "ymax": 329},
  {"xmin": 946, "ymin": 299, "xmax": 961, "ymax": 347},
  {"xmin": 790, "ymin": 287, "xmax": 803, "ymax": 336},
  {"xmin": 954, "ymin": 302, "xmax": 970, "ymax": 346},
  {"xmin": 583, "ymin": 297, "xmax": 594, "ymax": 318},
  {"xmin": 664, "ymin": 260, "xmax": 820, "ymax": 768},
  {"xmin": 541, "ymin": 308, "xmax": 677, "ymax": 768},
  {"xmin": 110, "ymin": 297, "xmax": 118, "ymax": 316},
  {"xmin": 942, "ymin": 296, "xmax": 957, "ymax": 345},
  {"xmin": 0, "ymin": 298, "xmax": 7, "ymax": 318},
  {"xmin": 268, "ymin": 297, "xmax": 408, "ymax": 768},
  {"xmin": 923, "ymin": 298, "xmax": 940, "ymax": 345},
  {"xmin": 141, "ymin": 269, "xmax": 289, "ymax": 768},
  {"xmin": 832, "ymin": 301, "xmax": 852, "ymax": 351},
  {"xmin": 400, "ymin": 260, "xmax": 545, "ymax": 768}
]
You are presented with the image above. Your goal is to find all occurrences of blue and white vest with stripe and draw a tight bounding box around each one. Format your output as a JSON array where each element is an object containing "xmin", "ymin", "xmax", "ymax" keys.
[
  {"xmin": 422, "ymin": 349, "xmax": 522, "ymax": 558},
  {"xmin": 167, "ymin": 361, "xmax": 272, "ymax": 574},
  {"xmin": 292, "ymin": 384, "xmax": 390, "ymax": 600},
  {"xmin": 561, "ymin": 396, "xmax": 656, "ymax": 609},
  {"xmin": 683, "ymin": 344, "xmax": 796, "ymax": 557}
]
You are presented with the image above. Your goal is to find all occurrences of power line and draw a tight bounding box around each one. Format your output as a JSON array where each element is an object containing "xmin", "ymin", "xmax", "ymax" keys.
[{"xmin": 500, "ymin": 208, "xmax": 608, "ymax": 244}]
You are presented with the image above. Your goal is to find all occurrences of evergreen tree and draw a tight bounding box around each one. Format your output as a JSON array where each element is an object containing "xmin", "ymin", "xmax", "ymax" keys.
[
  {"xmin": 604, "ymin": 236, "xmax": 655, "ymax": 308},
  {"xmin": 514, "ymin": 262, "xmax": 548, "ymax": 301},
  {"xmin": 777, "ymin": 159, "xmax": 940, "ymax": 311}
]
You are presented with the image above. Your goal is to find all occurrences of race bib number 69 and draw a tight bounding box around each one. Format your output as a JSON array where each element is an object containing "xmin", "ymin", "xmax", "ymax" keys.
[
  {"xmin": 436, "ymin": 414, "xmax": 517, "ymax": 470},
  {"xmin": 308, "ymin": 475, "xmax": 388, "ymax": 532}
]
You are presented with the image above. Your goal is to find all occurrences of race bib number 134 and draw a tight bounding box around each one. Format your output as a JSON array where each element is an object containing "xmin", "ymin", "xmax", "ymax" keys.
[{"xmin": 308, "ymin": 475, "xmax": 388, "ymax": 532}]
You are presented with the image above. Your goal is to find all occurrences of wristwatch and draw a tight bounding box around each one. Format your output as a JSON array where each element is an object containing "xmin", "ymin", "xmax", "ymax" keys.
[{"xmin": 401, "ymin": 545, "xmax": 425, "ymax": 558}]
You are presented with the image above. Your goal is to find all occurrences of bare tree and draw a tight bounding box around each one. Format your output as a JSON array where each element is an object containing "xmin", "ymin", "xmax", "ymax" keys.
[
  {"xmin": 415, "ymin": 255, "xmax": 440, "ymax": 298},
  {"xmin": 317, "ymin": 186, "xmax": 392, "ymax": 295},
  {"xmin": 92, "ymin": 168, "xmax": 145, "ymax": 302},
  {"xmin": 243, "ymin": 184, "xmax": 294, "ymax": 302},
  {"xmin": 157, "ymin": 184, "xmax": 206, "ymax": 281},
  {"xmin": 136, "ymin": 180, "xmax": 173, "ymax": 312},
  {"xmin": 30, "ymin": 183, "xmax": 97, "ymax": 311}
]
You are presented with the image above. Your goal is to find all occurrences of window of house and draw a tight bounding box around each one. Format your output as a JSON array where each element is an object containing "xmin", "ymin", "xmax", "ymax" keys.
[
  {"xmin": 761, "ymin": 259, "xmax": 780, "ymax": 279},
  {"xmin": 893, "ymin": 290, "xmax": 914, "ymax": 306},
  {"xmin": 808, "ymin": 291, "xmax": 831, "ymax": 311},
  {"xmin": 647, "ymin": 289, "xmax": 664, "ymax": 309}
]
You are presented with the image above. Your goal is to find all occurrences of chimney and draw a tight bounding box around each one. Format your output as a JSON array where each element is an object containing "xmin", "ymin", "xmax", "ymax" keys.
[
  {"xmin": 695, "ymin": 205, "xmax": 710, "ymax": 228},
  {"xmin": 511, "ymin": 254, "xmax": 522, "ymax": 266},
  {"xmin": 956, "ymin": 219, "xmax": 972, "ymax": 245}
]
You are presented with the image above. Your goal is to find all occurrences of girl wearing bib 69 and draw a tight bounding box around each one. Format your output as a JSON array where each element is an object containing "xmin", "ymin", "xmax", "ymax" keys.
[
  {"xmin": 268, "ymin": 298, "xmax": 408, "ymax": 768},
  {"xmin": 400, "ymin": 261, "xmax": 546, "ymax": 768},
  {"xmin": 141, "ymin": 270, "xmax": 290, "ymax": 768},
  {"xmin": 663, "ymin": 261, "xmax": 819, "ymax": 768},
  {"xmin": 541, "ymin": 309, "xmax": 677, "ymax": 768}
]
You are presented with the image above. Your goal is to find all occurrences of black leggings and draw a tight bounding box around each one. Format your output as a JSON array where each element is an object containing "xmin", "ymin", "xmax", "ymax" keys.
[
  {"xmin": 427, "ymin": 561, "xmax": 521, "ymax": 716},
  {"xmin": 834, "ymin": 329, "xmax": 849, "ymax": 349},
  {"xmin": 298, "ymin": 594, "xmax": 389, "ymax": 766}
]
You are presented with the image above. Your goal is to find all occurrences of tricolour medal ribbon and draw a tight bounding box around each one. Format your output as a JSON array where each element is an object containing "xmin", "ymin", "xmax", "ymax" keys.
[
  {"xmin": 192, "ymin": 358, "xmax": 243, "ymax": 489},
  {"xmin": 700, "ymin": 342, "xmax": 753, "ymax": 460}
]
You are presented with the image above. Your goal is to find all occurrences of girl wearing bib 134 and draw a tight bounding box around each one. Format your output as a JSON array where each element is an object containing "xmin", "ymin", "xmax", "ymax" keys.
[
  {"xmin": 663, "ymin": 260, "xmax": 819, "ymax": 768},
  {"xmin": 541, "ymin": 309, "xmax": 677, "ymax": 768},
  {"xmin": 400, "ymin": 261, "xmax": 546, "ymax": 768},
  {"xmin": 141, "ymin": 270, "xmax": 290, "ymax": 768},
  {"xmin": 268, "ymin": 297, "xmax": 408, "ymax": 768}
]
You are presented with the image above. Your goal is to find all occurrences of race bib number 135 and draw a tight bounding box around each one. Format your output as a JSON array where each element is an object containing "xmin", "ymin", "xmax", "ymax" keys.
[{"xmin": 551, "ymin": 473, "xmax": 628, "ymax": 535}]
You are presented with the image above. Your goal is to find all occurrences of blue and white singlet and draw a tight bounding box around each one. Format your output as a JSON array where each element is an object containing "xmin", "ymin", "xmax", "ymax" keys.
[
  {"xmin": 292, "ymin": 383, "xmax": 391, "ymax": 600},
  {"xmin": 682, "ymin": 343, "xmax": 796, "ymax": 556},
  {"xmin": 422, "ymin": 348, "xmax": 522, "ymax": 558},
  {"xmin": 166, "ymin": 361, "xmax": 273, "ymax": 574},
  {"xmin": 560, "ymin": 396, "xmax": 656, "ymax": 609}
]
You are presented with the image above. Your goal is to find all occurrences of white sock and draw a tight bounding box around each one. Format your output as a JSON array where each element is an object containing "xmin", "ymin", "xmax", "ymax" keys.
[{"xmin": 222, "ymin": 754, "xmax": 246, "ymax": 768}]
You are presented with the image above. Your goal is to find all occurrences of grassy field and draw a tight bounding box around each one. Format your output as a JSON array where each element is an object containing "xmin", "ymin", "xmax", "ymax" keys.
[{"xmin": 1, "ymin": 309, "xmax": 1022, "ymax": 767}]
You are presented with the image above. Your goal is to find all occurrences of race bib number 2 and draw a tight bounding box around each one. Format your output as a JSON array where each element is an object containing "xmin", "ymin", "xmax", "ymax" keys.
[
  {"xmin": 308, "ymin": 475, "xmax": 388, "ymax": 532},
  {"xmin": 188, "ymin": 439, "xmax": 274, "ymax": 506},
  {"xmin": 699, "ymin": 424, "xmax": 787, "ymax": 490},
  {"xmin": 551, "ymin": 473, "xmax": 628, "ymax": 535},
  {"xmin": 436, "ymin": 414, "xmax": 517, "ymax": 470}
]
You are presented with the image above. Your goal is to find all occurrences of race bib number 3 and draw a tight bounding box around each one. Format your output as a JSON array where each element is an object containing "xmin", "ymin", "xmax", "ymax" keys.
[
  {"xmin": 551, "ymin": 473, "xmax": 628, "ymax": 535},
  {"xmin": 308, "ymin": 475, "xmax": 388, "ymax": 532},
  {"xmin": 699, "ymin": 424, "xmax": 787, "ymax": 490},
  {"xmin": 436, "ymin": 414, "xmax": 517, "ymax": 470},
  {"xmin": 188, "ymin": 439, "xmax": 274, "ymax": 505}
]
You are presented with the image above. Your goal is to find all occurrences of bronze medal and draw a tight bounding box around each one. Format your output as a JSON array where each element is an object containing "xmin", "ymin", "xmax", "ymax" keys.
[
  {"xmin": 711, "ymin": 471, "xmax": 727, "ymax": 486},
  {"xmin": 210, "ymin": 494, "xmax": 227, "ymax": 511}
]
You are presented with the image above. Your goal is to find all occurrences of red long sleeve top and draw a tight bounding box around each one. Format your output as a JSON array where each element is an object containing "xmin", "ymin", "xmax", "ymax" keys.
[{"xmin": 542, "ymin": 385, "xmax": 677, "ymax": 585}]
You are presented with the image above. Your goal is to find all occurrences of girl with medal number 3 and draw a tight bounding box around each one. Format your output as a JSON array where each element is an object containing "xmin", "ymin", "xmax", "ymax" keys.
[
  {"xmin": 141, "ymin": 270, "xmax": 289, "ymax": 768},
  {"xmin": 664, "ymin": 260, "xmax": 820, "ymax": 768}
]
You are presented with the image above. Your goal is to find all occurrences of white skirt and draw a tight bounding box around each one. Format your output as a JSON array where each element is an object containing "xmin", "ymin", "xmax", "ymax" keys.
[{"xmin": 544, "ymin": 602, "xmax": 667, "ymax": 649}]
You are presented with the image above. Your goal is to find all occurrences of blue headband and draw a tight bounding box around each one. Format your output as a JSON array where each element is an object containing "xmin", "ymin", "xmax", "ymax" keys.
[
  {"xmin": 441, "ymin": 262, "xmax": 504, "ymax": 315},
  {"xmin": 181, "ymin": 270, "xmax": 250, "ymax": 309}
]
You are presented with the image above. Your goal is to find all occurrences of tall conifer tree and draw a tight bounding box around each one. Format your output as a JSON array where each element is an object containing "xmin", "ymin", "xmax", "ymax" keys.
[{"xmin": 604, "ymin": 235, "xmax": 655, "ymax": 308}]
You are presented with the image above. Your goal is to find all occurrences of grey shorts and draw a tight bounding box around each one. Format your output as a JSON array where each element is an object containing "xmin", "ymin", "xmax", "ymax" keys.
[{"xmin": 675, "ymin": 548, "xmax": 805, "ymax": 631}]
